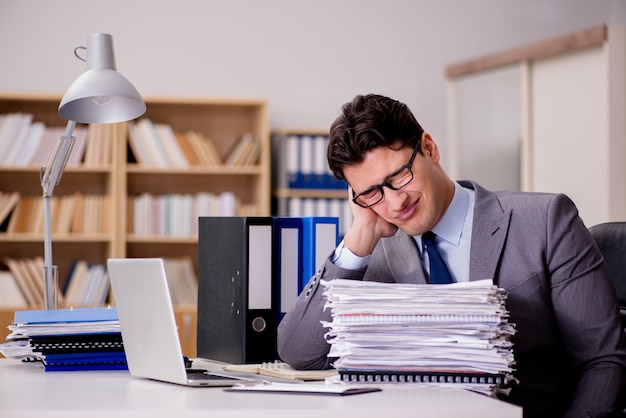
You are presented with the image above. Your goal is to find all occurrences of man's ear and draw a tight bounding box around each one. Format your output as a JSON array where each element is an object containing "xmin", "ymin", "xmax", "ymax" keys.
[{"xmin": 420, "ymin": 133, "xmax": 440, "ymax": 163}]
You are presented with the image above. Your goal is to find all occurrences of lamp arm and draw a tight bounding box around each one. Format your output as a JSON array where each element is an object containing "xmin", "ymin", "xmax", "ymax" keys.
[
  {"xmin": 41, "ymin": 120, "xmax": 77, "ymax": 197},
  {"xmin": 40, "ymin": 119, "xmax": 77, "ymax": 310}
]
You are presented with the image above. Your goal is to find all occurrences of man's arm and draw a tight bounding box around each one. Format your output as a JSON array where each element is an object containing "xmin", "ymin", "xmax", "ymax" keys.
[{"xmin": 547, "ymin": 194, "xmax": 626, "ymax": 414}]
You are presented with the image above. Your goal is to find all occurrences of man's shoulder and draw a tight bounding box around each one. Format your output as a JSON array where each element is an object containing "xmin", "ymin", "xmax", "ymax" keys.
[{"xmin": 461, "ymin": 180, "xmax": 575, "ymax": 210}]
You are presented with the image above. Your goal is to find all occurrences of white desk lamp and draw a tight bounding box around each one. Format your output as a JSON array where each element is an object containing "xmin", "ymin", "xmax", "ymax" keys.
[{"xmin": 41, "ymin": 33, "xmax": 146, "ymax": 309}]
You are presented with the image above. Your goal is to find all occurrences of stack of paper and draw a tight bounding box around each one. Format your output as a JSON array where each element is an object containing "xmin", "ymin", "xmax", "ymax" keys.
[
  {"xmin": 321, "ymin": 279, "xmax": 515, "ymax": 393},
  {"xmin": 0, "ymin": 307, "xmax": 126, "ymax": 371}
]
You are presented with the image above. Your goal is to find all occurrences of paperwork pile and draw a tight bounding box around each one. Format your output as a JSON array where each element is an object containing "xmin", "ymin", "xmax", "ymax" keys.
[
  {"xmin": 321, "ymin": 279, "xmax": 515, "ymax": 394},
  {"xmin": 0, "ymin": 307, "xmax": 126, "ymax": 371}
]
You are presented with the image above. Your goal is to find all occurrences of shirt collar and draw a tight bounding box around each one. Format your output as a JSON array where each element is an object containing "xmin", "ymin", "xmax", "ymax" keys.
[{"xmin": 428, "ymin": 180, "xmax": 469, "ymax": 246}]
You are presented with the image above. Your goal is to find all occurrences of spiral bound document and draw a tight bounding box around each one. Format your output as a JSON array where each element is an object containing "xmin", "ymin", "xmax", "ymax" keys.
[{"xmin": 338, "ymin": 368, "xmax": 506, "ymax": 386}]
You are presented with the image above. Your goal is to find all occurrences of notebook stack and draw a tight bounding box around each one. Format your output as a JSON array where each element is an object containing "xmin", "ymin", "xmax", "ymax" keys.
[
  {"xmin": 2, "ymin": 307, "xmax": 127, "ymax": 371},
  {"xmin": 321, "ymin": 279, "xmax": 516, "ymax": 395}
]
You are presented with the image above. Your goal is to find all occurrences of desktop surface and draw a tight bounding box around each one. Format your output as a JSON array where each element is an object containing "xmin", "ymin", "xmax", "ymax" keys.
[{"xmin": 0, "ymin": 358, "xmax": 522, "ymax": 418}]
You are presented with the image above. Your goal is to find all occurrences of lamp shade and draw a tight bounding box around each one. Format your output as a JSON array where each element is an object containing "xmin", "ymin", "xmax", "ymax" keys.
[{"xmin": 58, "ymin": 33, "xmax": 145, "ymax": 124}]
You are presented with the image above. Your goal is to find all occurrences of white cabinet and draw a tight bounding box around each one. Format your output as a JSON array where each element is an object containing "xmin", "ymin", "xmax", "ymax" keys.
[{"xmin": 447, "ymin": 25, "xmax": 626, "ymax": 227}]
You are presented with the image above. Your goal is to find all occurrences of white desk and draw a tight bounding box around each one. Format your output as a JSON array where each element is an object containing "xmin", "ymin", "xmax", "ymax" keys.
[{"xmin": 0, "ymin": 358, "xmax": 522, "ymax": 418}]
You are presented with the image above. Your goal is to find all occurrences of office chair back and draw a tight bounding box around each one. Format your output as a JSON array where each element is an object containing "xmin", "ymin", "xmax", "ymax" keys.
[{"xmin": 589, "ymin": 222, "xmax": 626, "ymax": 308}]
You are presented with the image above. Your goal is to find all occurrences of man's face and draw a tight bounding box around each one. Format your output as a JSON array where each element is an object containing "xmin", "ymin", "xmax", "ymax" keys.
[{"xmin": 343, "ymin": 133, "xmax": 452, "ymax": 236}]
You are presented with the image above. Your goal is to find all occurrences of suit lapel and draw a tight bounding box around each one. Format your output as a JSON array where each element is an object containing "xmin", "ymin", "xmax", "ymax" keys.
[{"xmin": 463, "ymin": 181, "xmax": 512, "ymax": 284}]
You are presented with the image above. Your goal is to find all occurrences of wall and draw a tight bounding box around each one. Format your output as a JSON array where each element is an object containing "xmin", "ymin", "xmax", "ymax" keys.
[{"xmin": 0, "ymin": 0, "xmax": 624, "ymax": 164}]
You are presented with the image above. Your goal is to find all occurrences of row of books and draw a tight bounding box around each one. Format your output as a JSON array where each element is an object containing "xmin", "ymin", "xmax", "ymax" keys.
[
  {"xmin": 0, "ymin": 256, "xmax": 198, "ymax": 309},
  {"xmin": 64, "ymin": 261, "xmax": 110, "ymax": 308},
  {"xmin": 0, "ymin": 112, "xmax": 124, "ymax": 167},
  {"xmin": 128, "ymin": 192, "xmax": 254, "ymax": 237},
  {"xmin": 0, "ymin": 192, "xmax": 110, "ymax": 235},
  {"xmin": 273, "ymin": 133, "xmax": 346, "ymax": 190},
  {"xmin": 65, "ymin": 257, "xmax": 197, "ymax": 307},
  {"xmin": 128, "ymin": 119, "xmax": 261, "ymax": 168},
  {"xmin": 0, "ymin": 257, "xmax": 65, "ymax": 308},
  {"xmin": 0, "ymin": 257, "xmax": 109, "ymax": 309}
]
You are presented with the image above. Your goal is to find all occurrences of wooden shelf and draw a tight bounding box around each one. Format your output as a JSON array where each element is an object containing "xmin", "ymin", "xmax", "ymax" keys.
[
  {"xmin": 273, "ymin": 188, "xmax": 347, "ymax": 199},
  {"xmin": 0, "ymin": 93, "xmax": 270, "ymax": 312}
]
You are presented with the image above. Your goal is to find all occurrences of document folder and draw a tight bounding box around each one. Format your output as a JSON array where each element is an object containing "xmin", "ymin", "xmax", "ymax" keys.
[
  {"xmin": 273, "ymin": 217, "xmax": 303, "ymax": 323},
  {"xmin": 197, "ymin": 217, "xmax": 277, "ymax": 364},
  {"xmin": 300, "ymin": 217, "xmax": 338, "ymax": 292}
]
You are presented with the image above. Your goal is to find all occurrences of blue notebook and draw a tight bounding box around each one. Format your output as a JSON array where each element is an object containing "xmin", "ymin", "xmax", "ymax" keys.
[{"xmin": 14, "ymin": 307, "xmax": 118, "ymax": 324}]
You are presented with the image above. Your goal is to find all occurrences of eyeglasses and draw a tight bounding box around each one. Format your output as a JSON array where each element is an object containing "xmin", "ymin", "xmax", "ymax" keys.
[{"xmin": 352, "ymin": 142, "xmax": 420, "ymax": 208}]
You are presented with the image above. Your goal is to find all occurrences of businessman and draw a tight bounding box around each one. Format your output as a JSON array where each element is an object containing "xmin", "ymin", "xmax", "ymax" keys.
[{"xmin": 277, "ymin": 94, "xmax": 626, "ymax": 417}]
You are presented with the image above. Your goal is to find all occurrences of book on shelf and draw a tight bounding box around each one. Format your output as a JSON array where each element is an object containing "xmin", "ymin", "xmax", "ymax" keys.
[
  {"xmin": 64, "ymin": 261, "xmax": 110, "ymax": 308},
  {"xmin": 70, "ymin": 193, "xmax": 85, "ymax": 234},
  {"xmin": 0, "ymin": 113, "xmax": 100, "ymax": 168},
  {"xmin": 173, "ymin": 130, "xmax": 202, "ymax": 166},
  {"xmin": 127, "ymin": 121, "xmax": 153, "ymax": 166},
  {"xmin": 2, "ymin": 193, "xmax": 107, "ymax": 235},
  {"xmin": 22, "ymin": 257, "xmax": 46, "ymax": 303},
  {"xmin": 128, "ymin": 120, "xmax": 225, "ymax": 168},
  {"xmin": 0, "ymin": 191, "xmax": 20, "ymax": 228},
  {"xmin": 64, "ymin": 124, "xmax": 89, "ymax": 167},
  {"xmin": 0, "ymin": 257, "xmax": 111, "ymax": 309},
  {"xmin": 2, "ymin": 257, "xmax": 66, "ymax": 308},
  {"xmin": 13, "ymin": 121, "xmax": 45, "ymax": 166},
  {"xmin": 29, "ymin": 198, "xmax": 44, "ymax": 235},
  {"xmin": 82, "ymin": 123, "xmax": 119, "ymax": 167},
  {"xmin": 273, "ymin": 133, "xmax": 346, "ymax": 190},
  {"xmin": 129, "ymin": 192, "xmax": 242, "ymax": 237},
  {"xmin": 4, "ymin": 257, "xmax": 40, "ymax": 306},
  {"xmin": 6, "ymin": 196, "xmax": 32, "ymax": 233},
  {"xmin": 224, "ymin": 132, "xmax": 260, "ymax": 166},
  {"xmin": 0, "ymin": 113, "xmax": 34, "ymax": 165},
  {"xmin": 183, "ymin": 131, "xmax": 208, "ymax": 165},
  {"xmin": 155, "ymin": 123, "xmax": 189, "ymax": 168},
  {"xmin": 53, "ymin": 194, "xmax": 77, "ymax": 235},
  {"xmin": 185, "ymin": 131, "xmax": 222, "ymax": 166},
  {"xmin": 29, "ymin": 126, "xmax": 63, "ymax": 167},
  {"xmin": 135, "ymin": 119, "xmax": 172, "ymax": 167},
  {"xmin": 0, "ymin": 269, "xmax": 28, "ymax": 308}
]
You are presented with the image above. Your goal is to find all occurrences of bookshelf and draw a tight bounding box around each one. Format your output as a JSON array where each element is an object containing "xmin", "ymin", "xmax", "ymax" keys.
[
  {"xmin": 0, "ymin": 94, "xmax": 270, "ymax": 356},
  {"xmin": 271, "ymin": 129, "xmax": 351, "ymax": 237},
  {"xmin": 124, "ymin": 97, "xmax": 271, "ymax": 271}
]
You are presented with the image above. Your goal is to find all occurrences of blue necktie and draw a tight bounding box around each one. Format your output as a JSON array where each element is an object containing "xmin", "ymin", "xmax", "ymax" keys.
[{"xmin": 422, "ymin": 231, "xmax": 453, "ymax": 284}]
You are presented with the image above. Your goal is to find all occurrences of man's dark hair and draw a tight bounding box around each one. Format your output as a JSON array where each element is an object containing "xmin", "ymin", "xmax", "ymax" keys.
[{"xmin": 327, "ymin": 94, "xmax": 425, "ymax": 181}]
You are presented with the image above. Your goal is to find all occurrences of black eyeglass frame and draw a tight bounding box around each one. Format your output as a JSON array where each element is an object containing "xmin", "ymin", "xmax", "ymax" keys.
[{"xmin": 351, "ymin": 141, "xmax": 421, "ymax": 208}]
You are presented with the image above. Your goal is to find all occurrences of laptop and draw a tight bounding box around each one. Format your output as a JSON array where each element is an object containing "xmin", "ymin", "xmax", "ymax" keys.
[{"xmin": 107, "ymin": 257, "xmax": 254, "ymax": 387}]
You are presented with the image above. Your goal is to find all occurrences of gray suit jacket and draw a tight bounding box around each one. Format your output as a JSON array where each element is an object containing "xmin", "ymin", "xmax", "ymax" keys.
[{"xmin": 277, "ymin": 181, "xmax": 626, "ymax": 417}]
